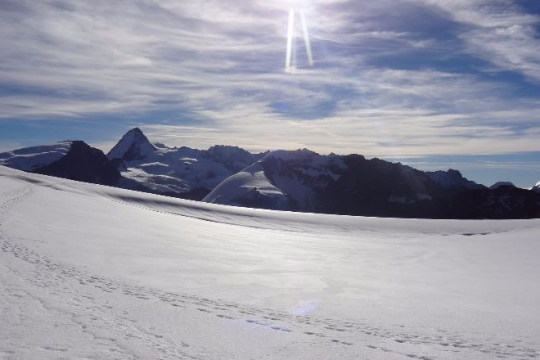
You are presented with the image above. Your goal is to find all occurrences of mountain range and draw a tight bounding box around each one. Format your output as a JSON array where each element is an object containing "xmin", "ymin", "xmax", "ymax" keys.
[{"xmin": 1, "ymin": 128, "xmax": 539, "ymax": 219}]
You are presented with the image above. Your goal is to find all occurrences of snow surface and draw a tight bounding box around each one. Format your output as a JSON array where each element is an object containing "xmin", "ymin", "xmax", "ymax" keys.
[
  {"xmin": 203, "ymin": 162, "xmax": 289, "ymax": 208},
  {"xmin": 1, "ymin": 165, "xmax": 540, "ymax": 360},
  {"xmin": 118, "ymin": 147, "xmax": 234, "ymax": 194},
  {"xmin": 0, "ymin": 141, "xmax": 72, "ymax": 171}
]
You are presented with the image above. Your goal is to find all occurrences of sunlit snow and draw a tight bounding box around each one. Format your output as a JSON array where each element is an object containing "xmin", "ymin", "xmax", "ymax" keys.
[{"xmin": 1, "ymin": 166, "xmax": 539, "ymax": 359}]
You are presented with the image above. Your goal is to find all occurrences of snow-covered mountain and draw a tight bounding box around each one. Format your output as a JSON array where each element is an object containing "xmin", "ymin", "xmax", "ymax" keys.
[
  {"xmin": 205, "ymin": 150, "xmax": 540, "ymax": 219},
  {"xmin": 107, "ymin": 128, "xmax": 263, "ymax": 198},
  {"xmin": 0, "ymin": 141, "xmax": 72, "ymax": 171},
  {"xmin": 205, "ymin": 149, "xmax": 348, "ymax": 211},
  {"xmin": 2, "ymin": 165, "xmax": 540, "ymax": 360},
  {"xmin": 107, "ymin": 127, "xmax": 157, "ymax": 162},
  {"xmin": 0, "ymin": 140, "xmax": 120, "ymax": 186},
  {"xmin": 1, "ymin": 129, "xmax": 538, "ymax": 218},
  {"xmin": 204, "ymin": 150, "xmax": 433, "ymax": 213},
  {"xmin": 0, "ymin": 129, "xmax": 264, "ymax": 199},
  {"xmin": 203, "ymin": 162, "xmax": 292, "ymax": 210}
]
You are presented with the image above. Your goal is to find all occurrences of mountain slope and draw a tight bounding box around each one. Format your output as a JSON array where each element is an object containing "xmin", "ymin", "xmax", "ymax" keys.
[
  {"xmin": 205, "ymin": 150, "xmax": 442, "ymax": 214},
  {"xmin": 206, "ymin": 150, "xmax": 540, "ymax": 219},
  {"xmin": 34, "ymin": 141, "xmax": 121, "ymax": 185},
  {"xmin": 426, "ymin": 169, "xmax": 484, "ymax": 190},
  {"xmin": 203, "ymin": 162, "xmax": 293, "ymax": 210},
  {"xmin": 0, "ymin": 141, "xmax": 72, "ymax": 171},
  {"xmin": 107, "ymin": 127, "xmax": 157, "ymax": 162}
]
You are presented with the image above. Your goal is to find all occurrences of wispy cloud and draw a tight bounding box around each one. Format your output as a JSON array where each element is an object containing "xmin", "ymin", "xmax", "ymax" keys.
[
  {"xmin": 422, "ymin": 0, "xmax": 540, "ymax": 81},
  {"xmin": 1, "ymin": 0, "xmax": 539, "ymax": 163}
]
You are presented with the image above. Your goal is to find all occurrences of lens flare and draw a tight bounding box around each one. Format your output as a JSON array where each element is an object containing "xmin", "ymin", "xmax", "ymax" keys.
[
  {"xmin": 300, "ymin": 11, "xmax": 313, "ymax": 66},
  {"xmin": 286, "ymin": 8, "xmax": 295, "ymax": 72},
  {"xmin": 285, "ymin": 6, "xmax": 313, "ymax": 72}
]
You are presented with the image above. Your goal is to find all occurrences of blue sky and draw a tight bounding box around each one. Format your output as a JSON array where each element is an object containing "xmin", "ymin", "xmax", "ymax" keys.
[{"xmin": 1, "ymin": 0, "xmax": 539, "ymax": 187}]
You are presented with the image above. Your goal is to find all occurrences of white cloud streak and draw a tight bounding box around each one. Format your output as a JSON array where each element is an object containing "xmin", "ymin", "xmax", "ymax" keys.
[
  {"xmin": 421, "ymin": 0, "xmax": 540, "ymax": 81},
  {"xmin": 0, "ymin": 0, "xmax": 539, "ymax": 159}
]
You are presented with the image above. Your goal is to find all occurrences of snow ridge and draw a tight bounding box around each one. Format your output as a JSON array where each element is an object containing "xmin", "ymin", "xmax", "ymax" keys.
[
  {"xmin": 202, "ymin": 162, "xmax": 290, "ymax": 210},
  {"xmin": 0, "ymin": 141, "xmax": 72, "ymax": 171}
]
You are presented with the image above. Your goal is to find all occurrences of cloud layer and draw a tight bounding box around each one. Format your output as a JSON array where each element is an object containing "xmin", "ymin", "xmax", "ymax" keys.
[{"xmin": 1, "ymin": 0, "xmax": 540, "ymax": 160}]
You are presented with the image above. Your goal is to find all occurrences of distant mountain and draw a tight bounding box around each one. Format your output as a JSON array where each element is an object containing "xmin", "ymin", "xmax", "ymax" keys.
[
  {"xmin": 0, "ymin": 141, "xmax": 72, "ymax": 171},
  {"xmin": 2, "ymin": 129, "xmax": 539, "ymax": 219},
  {"xmin": 490, "ymin": 181, "xmax": 515, "ymax": 190},
  {"xmin": 34, "ymin": 141, "xmax": 121, "ymax": 186},
  {"xmin": 426, "ymin": 169, "xmax": 484, "ymax": 190},
  {"xmin": 107, "ymin": 127, "xmax": 157, "ymax": 162},
  {"xmin": 532, "ymin": 181, "xmax": 540, "ymax": 194},
  {"xmin": 204, "ymin": 150, "xmax": 540, "ymax": 219},
  {"xmin": 204, "ymin": 150, "xmax": 439, "ymax": 214},
  {"xmin": 438, "ymin": 185, "xmax": 540, "ymax": 219},
  {"xmin": 203, "ymin": 162, "xmax": 293, "ymax": 210},
  {"xmin": 106, "ymin": 128, "xmax": 264, "ymax": 199},
  {"xmin": 204, "ymin": 149, "xmax": 353, "ymax": 211},
  {"xmin": 205, "ymin": 150, "xmax": 439, "ymax": 213}
]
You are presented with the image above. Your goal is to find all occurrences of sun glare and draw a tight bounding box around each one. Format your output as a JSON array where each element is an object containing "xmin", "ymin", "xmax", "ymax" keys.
[{"xmin": 285, "ymin": 3, "xmax": 314, "ymax": 73}]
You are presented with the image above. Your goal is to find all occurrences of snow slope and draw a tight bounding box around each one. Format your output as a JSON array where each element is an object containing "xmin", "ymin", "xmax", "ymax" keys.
[
  {"xmin": 202, "ymin": 149, "xmax": 346, "ymax": 210},
  {"xmin": 115, "ymin": 146, "xmax": 238, "ymax": 195},
  {"xmin": 0, "ymin": 141, "xmax": 72, "ymax": 171},
  {"xmin": 1, "ymin": 165, "xmax": 540, "ymax": 360},
  {"xmin": 203, "ymin": 162, "xmax": 291, "ymax": 209}
]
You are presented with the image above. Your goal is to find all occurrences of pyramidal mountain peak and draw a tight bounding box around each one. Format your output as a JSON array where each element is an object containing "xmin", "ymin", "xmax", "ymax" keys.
[{"xmin": 107, "ymin": 127, "xmax": 157, "ymax": 162}]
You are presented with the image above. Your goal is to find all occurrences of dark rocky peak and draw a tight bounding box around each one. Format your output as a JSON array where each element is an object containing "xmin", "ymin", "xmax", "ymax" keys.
[
  {"xmin": 34, "ymin": 141, "xmax": 121, "ymax": 185},
  {"xmin": 426, "ymin": 168, "xmax": 484, "ymax": 190},
  {"xmin": 107, "ymin": 127, "xmax": 157, "ymax": 162},
  {"xmin": 490, "ymin": 181, "xmax": 515, "ymax": 190}
]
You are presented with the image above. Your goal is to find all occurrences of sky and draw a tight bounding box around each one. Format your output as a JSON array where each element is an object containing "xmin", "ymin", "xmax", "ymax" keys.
[{"xmin": 1, "ymin": 0, "xmax": 540, "ymax": 188}]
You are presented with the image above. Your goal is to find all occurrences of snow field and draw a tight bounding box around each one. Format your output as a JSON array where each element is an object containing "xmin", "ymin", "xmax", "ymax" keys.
[{"xmin": 1, "ymin": 166, "xmax": 539, "ymax": 359}]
